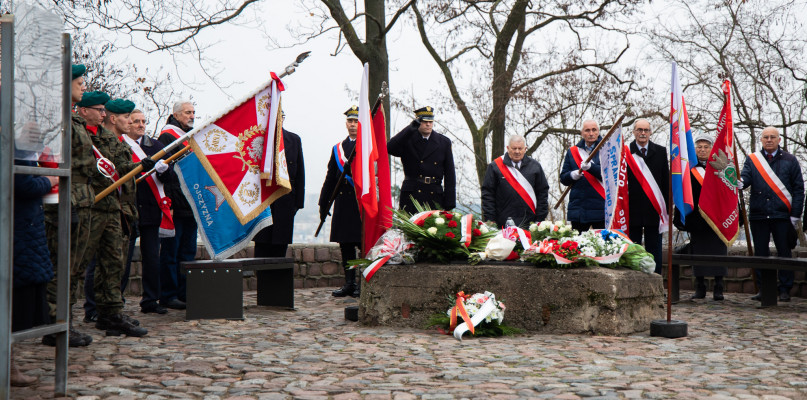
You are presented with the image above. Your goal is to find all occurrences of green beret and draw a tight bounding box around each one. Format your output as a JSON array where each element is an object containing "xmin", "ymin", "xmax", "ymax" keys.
[
  {"xmin": 76, "ymin": 91, "xmax": 110, "ymax": 108},
  {"xmin": 344, "ymin": 105, "xmax": 359, "ymax": 120},
  {"xmin": 71, "ymin": 64, "xmax": 86, "ymax": 80},
  {"xmin": 105, "ymin": 99, "xmax": 136, "ymax": 114},
  {"xmin": 414, "ymin": 106, "xmax": 434, "ymax": 122}
]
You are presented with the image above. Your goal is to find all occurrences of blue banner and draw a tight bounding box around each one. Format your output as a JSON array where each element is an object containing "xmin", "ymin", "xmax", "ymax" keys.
[{"xmin": 176, "ymin": 151, "xmax": 273, "ymax": 260}]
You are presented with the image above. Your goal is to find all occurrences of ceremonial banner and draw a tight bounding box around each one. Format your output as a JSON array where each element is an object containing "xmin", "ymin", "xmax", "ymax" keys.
[
  {"xmin": 176, "ymin": 74, "xmax": 290, "ymax": 259},
  {"xmin": 184, "ymin": 75, "xmax": 291, "ymax": 224},
  {"xmin": 699, "ymin": 80, "xmax": 741, "ymax": 245},
  {"xmin": 353, "ymin": 63, "xmax": 393, "ymax": 256},
  {"xmin": 670, "ymin": 61, "xmax": 698, "ymax": 224},
  {"xmin": 599, "ymin": 125, "xmax": 629, "ymax": 233}
]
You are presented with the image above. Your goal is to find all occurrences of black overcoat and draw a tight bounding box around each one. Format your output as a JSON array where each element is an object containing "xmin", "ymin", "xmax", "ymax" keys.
[
  {"xmin": 388, "ymin": 121, "xmax": 456, "ymax": 212},
  {"xmin": 481, "ymin": 154, "xmax": 549, "ymax": 228},
  {"xmin": 318, "ymin": 137, "xmax": 361, "ymax": 243},
  {"xmin": 254, "ymin": 129, "xmax": 305, "ymax": 245},
  {"xmin": 627, "ymin": 140, "xmax": 670, "ymax": 227}
]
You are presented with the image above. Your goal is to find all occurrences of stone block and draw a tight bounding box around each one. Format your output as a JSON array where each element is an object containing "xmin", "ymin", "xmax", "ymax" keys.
[
  {"xmin": 736, "ymin": 267, "xmax": 753, "ymax": 278},
  {"xmin": 332, "ymin": 248, "xmax": 342, "ymax": 261},
  {"xmin": 315, "ymin": 247, "xmax": 331, "ymax": 262},
  {"xmin": 317, "ymin": 279, "xmax": 332, "ymax": 288},
  {"xmin": 679, "ymin": 279, "xmax": 692, "ymax": 291},
  {"xmin": 127, "ymin": 279, "xmax": 142, "ymax": 297},
  {"xmin": 130, "ymin": 245, "xmax": 142, "ymax": 262},
  {"xmin": 298, "ymin": 265, "xmax": 307, "ymax": 276},
  {"xmin": 294, "ymin": 279, "xmax": 304, "ymax": 289},
  {"xmin": 331, "ymin": 277, "xmax": 344, "ymax": 287},
  {"xmin": 302, "ymin": 248, "xmax": 316, "ymax": 263},
  {"xmin": 360, "ymin": 263, "xmax": 664, "ymax": 335},
  {"xmin": 294, "ymin": 264, "xmax": 300, "ymax": 276},
  {"xmin": 293, "ymin": 247, "xmax": 303, "ymax": 261},
  {"xmin": 743, "ymin": 280, "xmax": 757, "ymax": 293},
  {"xmin": 681, "ymin": 266, "xmax": 692, "ymax": 277},
  {"xmin": 307, "ymin": 263, "xmax": 322, "ymax": 277},
  {"xmin": 130, "ymin": 262, "xmax": 142, "ymax": 277},
  {"xmin": 304, "ymin": 279, "xmax": 316, "ymax": 289},
  {"xmin": 794, "ymin": 270, "xmax": 805, "ymax": 282},
  {"xmin": 285, "ymin": 247, "xmax": 293, "ymax": 258},
  {"xmin": 244, "ymin": 277, "xmax": 257, "ymax": 291},
  {"xmin": 322, "ymin": 262, "xmax": 340, "ymax": 276}
]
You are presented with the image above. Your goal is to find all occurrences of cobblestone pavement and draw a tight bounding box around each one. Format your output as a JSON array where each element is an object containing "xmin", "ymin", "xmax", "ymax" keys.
[{"xmin": 10, "ymin": 289, "xmax": 807, "ymax": 400}]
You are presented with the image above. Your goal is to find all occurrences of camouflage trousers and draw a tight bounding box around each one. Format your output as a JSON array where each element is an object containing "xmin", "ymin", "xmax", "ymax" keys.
[
  {"xmin": 45, "ymin": 206, "xmax": 92, "ymax": 316},
  {"xmin": 79, "ymin": 209, "xmax": 126, "ymax": 316}
]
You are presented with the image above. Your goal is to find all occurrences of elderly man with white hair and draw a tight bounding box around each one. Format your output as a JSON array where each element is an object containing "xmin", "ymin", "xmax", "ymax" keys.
[
  {"xmin": 481, "ymin": 135, "xmax": 549, "ymax": 227},
  {"xmin": 156, "ymin": 100, "xmax": 197, "ymax": 311},
  {"xmin": 560, "ymin": 119, "xmax": 605, "ymax": 232}
]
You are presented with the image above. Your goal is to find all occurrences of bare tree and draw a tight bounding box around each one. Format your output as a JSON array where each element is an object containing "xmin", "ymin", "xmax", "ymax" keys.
[
  {"xmin": 409, "ymin": 0, "xmax": 645, "ymax": 185},
  {"xmin": 649, "ymin": 0, "xmax": 807, "ymax": 156}
]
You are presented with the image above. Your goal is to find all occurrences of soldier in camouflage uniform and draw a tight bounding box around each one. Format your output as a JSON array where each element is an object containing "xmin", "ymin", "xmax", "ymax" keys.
[
  {"xmin": 43, "ymin": 64, "xmax": 95, "ymax": 347},
  {"xmin": 82, "ymin": 98, "xmax": 141, "ymax": 322},
  {"xmin": 75, "ymin": 92, "xmax": 154, "ymax": 337}
]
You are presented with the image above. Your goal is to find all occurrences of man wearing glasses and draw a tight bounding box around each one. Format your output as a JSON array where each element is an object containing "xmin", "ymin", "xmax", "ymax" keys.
[{"xmin": 626, "ymin": 119, "xmax": 669, "ymax": 274}]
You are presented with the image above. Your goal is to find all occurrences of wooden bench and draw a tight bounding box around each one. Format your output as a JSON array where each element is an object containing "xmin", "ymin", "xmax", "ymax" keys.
[
  {"xmin": 665, "ymin": 254, "xmax": 807, "ymax": 307},
  {"xmin": 181, "ymin": 257, "xmax": 295, "ymax": 320}
]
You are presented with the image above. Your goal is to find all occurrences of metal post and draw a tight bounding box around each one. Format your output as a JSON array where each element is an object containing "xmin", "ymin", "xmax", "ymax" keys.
[{"xmin": 0, "ymin": 14, "xmax": 15, "ymax": 400}]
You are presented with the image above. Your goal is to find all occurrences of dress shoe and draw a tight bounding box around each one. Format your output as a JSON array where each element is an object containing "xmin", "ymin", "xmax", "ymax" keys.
[
  {"xmin": 96, "ymin": 313, "xmax": 148, "ymax": 337},
  {"xmin": 141, "ymin": 303, "xmax": 168, "ymax": 314},
  {"xmin": 750, "ymin": 292, "xmax": 762, "ymax": 301},
  {"xmin": 779, "ymin": 291, "xmax": 791, "ymax": 302},
  {"xmin": 161, "ymin": 298, "xmax": 186, "ymax": 310},
  {"xmin": 332, "ymin": 284, "xmax": 356, "ymax": 297}
]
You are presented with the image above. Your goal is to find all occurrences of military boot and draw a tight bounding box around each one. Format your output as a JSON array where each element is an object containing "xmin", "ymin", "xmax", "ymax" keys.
[
  {"xmin": 332, "ymin": 268, "xmax": 356, "ymax": 297},
  {"xmin": 713, "ymin": 276, "xmax": 724, "ymax": 301},
  {"xmin": 96, "ymin": 313, "xmax": 148, "ymax": 337},
  {"xmin": 691, "ymin": 276, "xmax": 706, "ymax": 299}
]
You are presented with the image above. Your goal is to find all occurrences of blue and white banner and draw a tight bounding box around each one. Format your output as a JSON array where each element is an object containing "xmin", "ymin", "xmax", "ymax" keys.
[
  {"xmin": 599, "ymin": 125, "xmax": 624, "ymax": 229},
  {"xmin": 176, "ymin": 151, "xmax": 273, "ymax": 260}
]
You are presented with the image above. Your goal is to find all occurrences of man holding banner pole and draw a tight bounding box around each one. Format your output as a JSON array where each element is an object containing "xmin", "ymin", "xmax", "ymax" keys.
[
  {"xmin": 740, "ymin": 126, "xmax": 804, "ymax": 302},
  {"xmin": 627, "ymin": 119, "xmax": 669, "ymax": 274},
  {"xmin": 560, "ymin": 120, "xmax": 605, "ymax": 232}
]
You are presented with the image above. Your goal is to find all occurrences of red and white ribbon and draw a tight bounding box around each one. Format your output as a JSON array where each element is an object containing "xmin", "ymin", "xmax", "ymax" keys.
[
  {"xmin": 120, "ymin": 135, "xmax": 175, "ymax": 237},
  {"xmin": 459, "ymin": 214, "xmax": 474, "ymax": 247},
  {"xmin": 409, "ymin": 211, "xmax": 434, "ymax": 225},
  {"xmin": 453, "ymin": 297, "xmax": 497, "ymax": 341}
]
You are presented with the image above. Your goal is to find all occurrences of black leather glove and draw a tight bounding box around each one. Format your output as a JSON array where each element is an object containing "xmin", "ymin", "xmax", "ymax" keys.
[
  {"xmin": 319, "ymin": 206, "xmax": 331, "ymax": 220},
  {"xmin": 140, "ymin": 158, "xmax": 156, "ymax": 171}
]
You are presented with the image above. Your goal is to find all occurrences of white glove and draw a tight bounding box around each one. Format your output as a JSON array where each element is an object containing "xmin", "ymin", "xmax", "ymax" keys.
[
  {"xmin": 791, "ymin": 216, "xmax": 800, "ymax": 228},
  {"xmin": 155, "ymin": 160, "xmax": 169, "ymax": 173},
  {"xmin": 571, "ymin": 170, "xmax": 582, "ymax": 180},
  {"xmin": 581, "ymin": 161, "xmax": 592, "ymax": 171}
]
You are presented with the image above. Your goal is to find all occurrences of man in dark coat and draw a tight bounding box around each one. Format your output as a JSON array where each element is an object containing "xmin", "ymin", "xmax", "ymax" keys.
[
  {"xmin": 560, "ymin": 120, "xmax": 605, "ymax": 232},
  {"xmin": 319, "ymin": 106, "xmax": 362, "ymax": 298},
  {"xmin": 481, "ymin": 135, "xmax": 549, "ymax": 227},
  {"xmin": 388, "ymin": 106, "xmax": 456, "ymax": 213},
  {"xmin": 741, "ymin": 126, "xmax": 804, "ymax": 302},
  {"xmin": 253, "ymin": 122, "xmax": 305, "ymax": 258},
  {"xmin": 674, "ymin": 132, "xmax": 727, "ymax": 300},
  {"xmin": 627, "ymin": 119, "xmax": 669, "ymax": 274},
  {"xmin": 125, "ymin": 109, "xmax": 174, "ymax": 314},
  {"xmin": 157, "ymin": 100, "xmax": 196, "ymax": 310}
]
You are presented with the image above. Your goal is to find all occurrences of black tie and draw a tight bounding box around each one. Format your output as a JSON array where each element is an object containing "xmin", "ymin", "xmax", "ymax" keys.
[
  {"xmin": 515, "ymin": 162, "xmax": 520, "ymax": 170},
  {"xmin": 641, "ymin": 148, "xmax": 647, "ymax": 157}
]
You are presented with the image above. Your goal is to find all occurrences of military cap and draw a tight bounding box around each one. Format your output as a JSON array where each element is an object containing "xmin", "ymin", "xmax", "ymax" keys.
[
  {"xmin": 72, "ymin": 64, "xmax": 86, "ymax": 80},
  {"xmin": 344, "ymin": 105, "xmax": 359, "ymax": 120},
  {"xmin": 76, "ymin": 91, "xmax": 110, "ymax": 108},
  {"xmin": 414, "ymin": 106, "xmax": 434, "ymax": 122},
  {"xmin": 693, "ymin": 130, "xmax": 714, "ymax": 145},
  {"xmin": 105, "ymin": 99, "xmax": 136, "ymax": 114}
]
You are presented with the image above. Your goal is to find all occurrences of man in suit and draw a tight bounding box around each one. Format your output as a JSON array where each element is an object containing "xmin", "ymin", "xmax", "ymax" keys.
[
  {"xmin": 559, "ymin": 120, "xmax": 605, "ymax": 232},
  {"xmin": 627, "ymin": 119, "xmax": 669, "ymax": 274},
  {"xmin": 319, "ymin": 106, "xmax": 362, "ymax": 298},
  {"xmin": 253, "ymin": 113, "xmax": 305, "ymax": 258},
  {"xmin": 481, "ymin": 135, "xmax": 549, "ymax": 227},
  {"xmin": 388, "ymin": 106, "xmax": 456, "ymax": 213}
]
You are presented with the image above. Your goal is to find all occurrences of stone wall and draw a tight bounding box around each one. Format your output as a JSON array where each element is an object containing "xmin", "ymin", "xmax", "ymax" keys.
[
  {"xmin": 124, "ymin": 243, "xmax": 346, "ymax": 297},
  {"xmin": 123, "ymin": 243, "xmax": 806, "ymax": 298}
]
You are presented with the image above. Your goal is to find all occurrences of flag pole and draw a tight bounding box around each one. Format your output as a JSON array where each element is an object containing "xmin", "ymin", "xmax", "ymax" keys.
[
  {"xmin": 553, "ymin": 114, "xmax": 625, "ymax": 210},
  {"xmin": 94, "ymin": 51, "xmax": 311, "ymax": 203}
]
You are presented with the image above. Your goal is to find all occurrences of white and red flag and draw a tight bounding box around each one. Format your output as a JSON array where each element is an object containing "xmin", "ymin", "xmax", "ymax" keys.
[
  {"xmin": 352, "ymin": 63, "xmax": 393, "ymax": 257},
  {"xmin": 699, "ymin": 80, "xmax": 741, "ymax": 245},
  {"xmin": 670, "ymin": 61, "xmax": 698, "ymax": 224}
]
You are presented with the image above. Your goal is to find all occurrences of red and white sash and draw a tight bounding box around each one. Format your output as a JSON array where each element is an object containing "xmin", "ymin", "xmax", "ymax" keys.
[
  {"xmin": 161, "ymin": 124, "xmax": 188, "ymax": 147},
  {"xmin": 90, "ymin": 142, "xmax": 122, "ymax": 195},
  {"xmin": 626, "ymin": 153, "xmax": 669, "ymax": 233},
  {"xmin": 493, "ymin": 156, "xmax": 536, "ymax": 214},
  {"xmin": 692, "ymin": 165, "xmax": 705, "ymax": 186},
  {"xmin": 570, "ymin": 146, "xmax": 605, "ymax": 199},
  {"xmin": 749, "ymin": 152, "xmax": 792, "ymax": 212},
  {"xmin": 120, "ymin": 135, "xmax": 176, "ymax": 237}
]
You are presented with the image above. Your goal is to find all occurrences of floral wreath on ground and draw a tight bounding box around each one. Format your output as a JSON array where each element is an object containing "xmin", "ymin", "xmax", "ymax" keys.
[{"xmin": 426, "ymin": 291, "xmax": 522, "ymax": 340}]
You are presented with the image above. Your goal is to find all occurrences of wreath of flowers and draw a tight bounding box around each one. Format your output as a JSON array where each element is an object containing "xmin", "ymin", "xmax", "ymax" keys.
[{"xmin": 426, "ymin": 291, "xmax": 522, "ymax": 338}]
